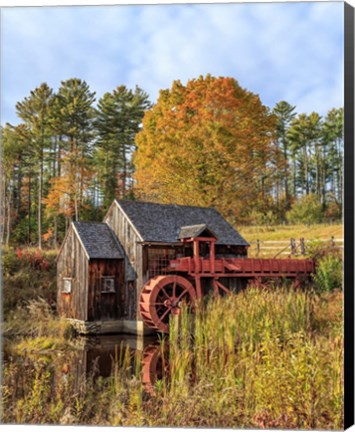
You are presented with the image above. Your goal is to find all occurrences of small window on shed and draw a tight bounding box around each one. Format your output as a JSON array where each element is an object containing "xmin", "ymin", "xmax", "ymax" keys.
[
  {"xmin": 63, "ymin": 278, "xmax": 72, "ymax": 294},
  {"xmin": 101, "ymin": 276, "xmax": 116, "ymax": 293}
]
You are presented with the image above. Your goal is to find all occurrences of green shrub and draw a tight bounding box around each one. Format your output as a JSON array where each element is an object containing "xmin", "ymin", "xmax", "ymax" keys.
[
  {"xmin": 313, "ymin": 255, "xmax": 343, "ymax": 292},
  {"xmin": 2, "ymin": 247, "xmax": 21, "ymax": 276},
  {"xmin": 286, "ymin": 194, "xmax": 323, "ymax": 225},
  {"xmin": 248, "ymin": 210, "xmax": 279, "ymax": 226}
]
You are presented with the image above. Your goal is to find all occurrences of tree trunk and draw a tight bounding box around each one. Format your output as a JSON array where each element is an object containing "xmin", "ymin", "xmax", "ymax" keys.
[
  {"xmin": 315, "ymin": 147, "xmax": 320, "ymax": 197},
  {"xmin": 293, "ymin": 153, "xmax": 297, "ymax": 199},
  {"xmin": 74, "ymin": 193, "xmax": 79, "ymax": 221},
  {"xmin": 28, "ymin": 175, "xmax": 31, "ymax": 244},
  {"xmin": 38, "ymin": 153, "xmax": 43, "ymax": 249},
  {"xmin": 53, "ymin": 216, "xmax": 58, "ymax": 249},
  {"xmin": 337, "ymin": 138, "xmax": 343, "ymax": 206},
  {"xmin": 16, "ymin": 161, "xmax": 22, "ymax": 215},
  {"xmin": 304, "ymin": 145, "xmax": 309, "ymax": 195},
  {"xmin": 122, "ymin": 144, "xmax": 127, "ymax": 198},
  {"xmin": 0, "ymin": 175, "xmax": 5, "ymax": 245},
  {"xmin": 6, "ymin": 193, "xmax": 12, "ymax": 246},
  {"xmin": 283, "ymin": 141, "xmax": 290, "ymax": 207}
]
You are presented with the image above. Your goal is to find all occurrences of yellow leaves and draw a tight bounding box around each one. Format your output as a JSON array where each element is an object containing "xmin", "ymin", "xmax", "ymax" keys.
[
  {"xmin": 42, "ymin": 229, "xmax": 53, "ymax": 242},
  {"xmin": 134, "ymin": 75, "xmax": 282, "ymax": 222}
]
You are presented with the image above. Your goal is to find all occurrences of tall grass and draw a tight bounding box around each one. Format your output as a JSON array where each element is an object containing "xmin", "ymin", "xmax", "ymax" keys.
[
  {"xmin": 161, "ymin": 287, "xmax": 343, "ymax": 429},
  {"xmin": 2, "ymin": 288, "xmax": 343, "ymax": 429}
]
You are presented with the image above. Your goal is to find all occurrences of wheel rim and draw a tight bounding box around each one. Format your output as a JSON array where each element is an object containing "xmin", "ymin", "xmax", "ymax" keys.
[{"xmin": 139, "ymin": 275, "xmax": 196, "ymax": 333}]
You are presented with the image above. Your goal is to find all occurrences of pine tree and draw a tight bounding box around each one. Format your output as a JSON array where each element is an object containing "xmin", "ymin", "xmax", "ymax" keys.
[
  {"xmin": 15, "ymin": 83, "xmax": 55, "ymax": 248},
  {"xmin": 287, "ymin": 113, "xmax": 321, "ymax": 198},
  {"xmin": 94, "ymin": 85, "xmax": 151, "ymax": 207},
  {"xmin": 272, "ymin": 101, "xmax": 296, "ymax": 207},
  {"xmin": 49, "ymin": 78, "xmax": 96, "ymax": 222},
  {"xmin": 322, "ymin": 108, "xmax": 343, "ymax": 206}
]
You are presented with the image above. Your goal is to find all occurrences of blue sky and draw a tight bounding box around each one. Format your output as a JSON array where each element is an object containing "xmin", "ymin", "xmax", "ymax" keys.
[{"xmin": 1, "ymin": 2, "xmax": 344, "ymax": 125}]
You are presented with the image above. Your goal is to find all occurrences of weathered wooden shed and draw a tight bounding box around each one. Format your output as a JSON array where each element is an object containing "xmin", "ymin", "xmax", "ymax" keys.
[
  {"xmin": 56, "ymin": 222, "xmax": 125, "ymax": 334},
  {"xmin": 57, "ymin": 200, "xmax": 250, "ymax": 335}
]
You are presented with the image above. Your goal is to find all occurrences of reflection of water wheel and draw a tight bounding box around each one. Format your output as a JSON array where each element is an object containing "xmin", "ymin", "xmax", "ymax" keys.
[
  {"xmin": 139, "ymin": 275, "xmax": 196, "ymax": 333},
  {"xmin": 141, "ymin": 343, "xmax": 169, "ymax": 395}
]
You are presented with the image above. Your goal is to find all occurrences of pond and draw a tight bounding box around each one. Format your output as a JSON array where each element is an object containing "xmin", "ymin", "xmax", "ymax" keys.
[{"xmin": 3, "ymin": 334, "xmax": 168, "ymax": 400}]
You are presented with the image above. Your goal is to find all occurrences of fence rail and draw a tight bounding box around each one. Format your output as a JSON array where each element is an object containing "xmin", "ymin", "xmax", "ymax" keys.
[{"xmin": 248, "ymin": 236, "xmax": 343, "ymax": 257}]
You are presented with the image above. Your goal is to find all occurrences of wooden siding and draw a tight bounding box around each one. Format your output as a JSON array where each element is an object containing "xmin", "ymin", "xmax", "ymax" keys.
[
  {"xmin": 57, "ymin": 226, "xmax": 88, "ymax": 321},
  {"xmin": 87, "ymin": 259, "xmax": 124, "ymax": 321},
  {"xmin": 104, "ymin": 202, "xmax": 143, "ymax": 320}
]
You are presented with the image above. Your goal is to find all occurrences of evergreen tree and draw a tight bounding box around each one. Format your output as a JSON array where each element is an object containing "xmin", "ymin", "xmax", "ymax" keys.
[
  {"xmin": 49, "ymin": 78, "xmax": 96, "ymax": 222},
  {"xmin": 287, "ymin": 113, "xmax": 321, "ymax": 198},
  {"xmin": 322, "ymin": 108, "xmax": 343, "ymax": 207},
  {"xmin": 272, "ymin": 101, "xmax": 296, "ymax": 208},
  {"xmin": 15, "ymin": 83, "xmax": 55, "ymax": 248},
  {"xmin": 94, "ymin": 85, "xmax": 151, "ymax": 207}
]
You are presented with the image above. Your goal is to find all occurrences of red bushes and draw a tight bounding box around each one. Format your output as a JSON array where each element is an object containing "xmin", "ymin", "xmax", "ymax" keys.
[{"xmin": 16, "ymin": 248, "xmax": 49, "ymax": 270}]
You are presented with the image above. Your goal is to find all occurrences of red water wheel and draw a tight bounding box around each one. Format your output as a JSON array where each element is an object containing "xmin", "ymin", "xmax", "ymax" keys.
[{"xmin": 139, "ymin": 275, "xmax": 196, "ymax": 333}]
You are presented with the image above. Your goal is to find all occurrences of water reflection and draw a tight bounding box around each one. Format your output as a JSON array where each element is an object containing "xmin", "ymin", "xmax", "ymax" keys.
[
  {"xmin": 142, "ymin": 342, "xmax": 170, "ymax": 394},
  {"xmin": 3, "ymin": 334, "xmax": 168, "ymax": 398}
]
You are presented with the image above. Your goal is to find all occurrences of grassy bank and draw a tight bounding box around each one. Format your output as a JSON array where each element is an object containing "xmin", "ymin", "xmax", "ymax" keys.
[
  {"xmin": 2, "ymin": 244, "xmax": 343, "ymax": 428},
  {"xmin": 239, "ymin": 223, "xmax": 343, "ymax": 243},
  {"xmin": 2, "ymin": 288, "xmax": 343, "ymax": 428}
]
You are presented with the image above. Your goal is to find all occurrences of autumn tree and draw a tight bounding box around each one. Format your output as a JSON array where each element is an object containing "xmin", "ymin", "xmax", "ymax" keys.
[{"xmin": 134, "ymin": 75, "xmax": 282, "ymax": 222}]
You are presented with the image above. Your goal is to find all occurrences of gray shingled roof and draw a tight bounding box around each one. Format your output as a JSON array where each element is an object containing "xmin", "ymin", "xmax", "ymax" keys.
[
  {"xmin": 179, "ymin": 224, "xmax": 216, "ymax": 240},
  {"xmin": 116, "ymin": 200, "xmax": 249, "ymax": 246},
  {"xmin": 73, "ymin": 222, "xmax": 124, "ymax": 259}
]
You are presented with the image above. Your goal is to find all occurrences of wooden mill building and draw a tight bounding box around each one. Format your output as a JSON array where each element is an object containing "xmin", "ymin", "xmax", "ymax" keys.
[{"xmin": 57, "ymin": 200, "xmax": 249, "ymax": 335}]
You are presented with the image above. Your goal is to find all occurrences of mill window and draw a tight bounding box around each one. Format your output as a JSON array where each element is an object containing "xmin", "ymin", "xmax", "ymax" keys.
[
  {"xmin": 101, "ymin": 276, "xmax": 116, "ymax": 293},
  {"xmin": 63, "ymin": 278, "xmax": 72, "ymax": 294}
]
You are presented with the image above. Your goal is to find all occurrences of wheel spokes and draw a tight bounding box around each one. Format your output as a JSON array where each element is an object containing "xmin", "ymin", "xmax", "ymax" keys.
[
  {"xmin": 160, "ymin": 286, "xmax": 170, "ymax": 300},
  {"xmin": 176, "ymin": 287, "xmax": 190, "ymax": 303},
  {"xmin": 140, "ymin": 275, "xmax": 196, "ymax": 333},
  {"xmin": 157, "ymin": 306, "xmax": 172, "ymax": 324},
  {"xmin": 172, "ymin": 279, "xmax": 177, "ymax": 299}
]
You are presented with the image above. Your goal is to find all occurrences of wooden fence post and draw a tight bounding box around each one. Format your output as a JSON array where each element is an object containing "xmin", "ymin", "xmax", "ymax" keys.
[
  {"xmin": 330, "ymin": 236, "xmax": 335, "ymax": 248},
  {"xmin": 256, "ymin": 239, "xmax": 260, "ymax": 256},
  {"xmin": 290, "ymin": 238, "xmax": 296, "ymax": 255},
  {"xmin": 300, "ymin": 238, "xmax": 305, "ymax": 255}
]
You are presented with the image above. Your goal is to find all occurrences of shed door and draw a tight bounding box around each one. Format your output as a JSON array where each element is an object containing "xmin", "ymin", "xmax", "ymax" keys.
[{"xmin": 89, "ymin": 259, "xmax": 125, "ymax": 321}]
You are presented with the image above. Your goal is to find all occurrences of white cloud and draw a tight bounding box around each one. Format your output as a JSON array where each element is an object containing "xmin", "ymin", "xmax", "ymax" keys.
[{"xmin": 1, "ymin": 2, "xmax": 344, "ymax": 125}]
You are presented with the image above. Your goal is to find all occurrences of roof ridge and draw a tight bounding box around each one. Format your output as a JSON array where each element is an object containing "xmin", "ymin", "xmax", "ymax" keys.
[
  {"xmin": 73, "ymin": 221, "xmax": 107, "ymax": 225},
  {"xmin": 115, "ymin": 199, "xmax": 216, "ymax": 211},
  {"xmin": 180, "ymin": 223, "xmax": 207, "ymax": 228},
  {"xmin": 114, "ymin": 199, "xmax": 249, "ymax": 246}
]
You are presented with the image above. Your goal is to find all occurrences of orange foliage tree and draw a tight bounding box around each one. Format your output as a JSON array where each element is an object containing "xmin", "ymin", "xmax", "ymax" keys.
[{"xmin": 134, "ymin": 75, "xmax": 284, "ymax": 223}]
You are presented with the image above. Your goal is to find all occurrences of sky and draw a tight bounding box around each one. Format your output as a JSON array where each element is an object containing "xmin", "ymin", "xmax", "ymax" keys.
[{"xmin": 1, "ymin": 1, "xmax": 344, "ymax": 126}]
